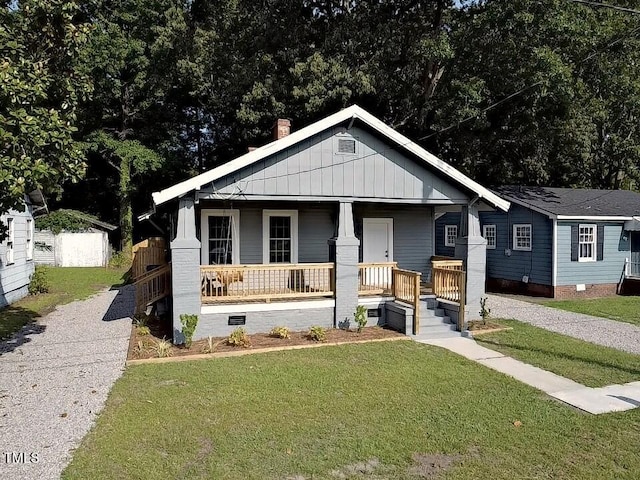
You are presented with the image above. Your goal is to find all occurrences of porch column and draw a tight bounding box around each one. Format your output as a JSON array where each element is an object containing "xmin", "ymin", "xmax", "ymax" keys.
[
  {"xmin": 170, "ymin": 195, "xmax": 201, "ymax": 344},
  {"xmin": 455, "ymin": 202, "xmax": 486, "ymax": 323},
  {"xmin": 329, "ymin": 202, "xmax": 360, "ymax": 328}
]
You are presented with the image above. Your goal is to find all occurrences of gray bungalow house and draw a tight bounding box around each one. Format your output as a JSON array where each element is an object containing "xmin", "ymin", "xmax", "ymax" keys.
[
  {"xmin": 149, "ymin": 105, "xmax": 509, "ymax": 341},
  {"xmin": 1, "ymin": 191, "xmax": 47, "ymax": 307},
  {"xmin": 436, "ymin": 186, "xmax": 640, "ymax": 298}
]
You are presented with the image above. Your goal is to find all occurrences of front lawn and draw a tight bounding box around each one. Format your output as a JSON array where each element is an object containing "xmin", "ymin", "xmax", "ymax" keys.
[
  {"xmin": 475, "ymin": 319, "xmax": 640, "ymax": 387},
  {"xmin": 0, "ymin": 266, "xmax": 127, "ymax": 340},
  {"xmin": 542, "ymin": 296, "xmax": 640, "ymax": 326},
  {"xmin": 64, "ymin": 341, "xmax": 640, "ymax": 480}
]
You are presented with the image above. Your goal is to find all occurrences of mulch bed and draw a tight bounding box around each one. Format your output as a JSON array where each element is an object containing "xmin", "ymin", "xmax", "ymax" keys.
[
  {"xmin": 128, "ymin": 316, "xmax": 404, "ymax": 361},
  {"xmin": 467, "ymin": 320, "xmax": 510, "ymax": 334}
]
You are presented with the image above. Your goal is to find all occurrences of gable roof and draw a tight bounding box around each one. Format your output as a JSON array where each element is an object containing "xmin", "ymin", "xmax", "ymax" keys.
[
  {"xmin": 152, "ymin": 105, "xmax": 510, "ymax": 211},
  {"xmin": 494, "ymin": 186, "xmax": 640, "ymax": 220}
]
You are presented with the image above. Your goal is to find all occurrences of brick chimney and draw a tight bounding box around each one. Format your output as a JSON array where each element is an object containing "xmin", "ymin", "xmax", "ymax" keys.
[{"xmin": 273, "ymin": 118, "xmax": 291, "ymax": 140}]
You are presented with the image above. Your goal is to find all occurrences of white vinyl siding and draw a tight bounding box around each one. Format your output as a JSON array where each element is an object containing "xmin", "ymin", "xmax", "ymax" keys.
[
  {"xmin": 513, "ymin": 224, "xmax": 532, "ymax": 251},
  {"xmin": 444, "ymin": 225, "xmax": 457, "ymax": 247}
]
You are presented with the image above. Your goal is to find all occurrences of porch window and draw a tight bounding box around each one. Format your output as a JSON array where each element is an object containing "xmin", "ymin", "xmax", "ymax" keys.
[
  {"xmin": 578, "ymin": 224, "xmax": 596, "ymax": 262},
  {"xmin": 263, "ymin": 210, "xmax": 298, "ymax": 263},
  {"xmin": 200, "ymin": 209, "xmax": 240, "ymax": 265},
  {"xmin": 6, "ymin": 217, "xmax": 14, "ymax": 265},
  {"xmin": 513, "ymin": 224, "xmax": 532, "ymax": 251},
  {"xmin": 444, "ymin": 225, "xmax": 457, "ymax": 247},
  {"xmin": 483, "ymin": 224, "xmax": 496, "ymax": 249},
  {"xmin": 26, "ymin": 219, "xmax": 33, "ymax": 260}
]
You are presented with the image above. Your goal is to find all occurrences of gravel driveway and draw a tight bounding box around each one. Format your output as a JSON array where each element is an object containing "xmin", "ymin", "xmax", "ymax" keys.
[
  {"xmin": 487, "ymin": 294, "xmax": 640, "ymax": 355},
  {"xmin": 0, "ymin": 286, "xmax": 133, "ymax": 480}
]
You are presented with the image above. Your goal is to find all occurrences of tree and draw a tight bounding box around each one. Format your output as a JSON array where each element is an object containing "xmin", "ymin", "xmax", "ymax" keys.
[{"xmin": 0, "ymin": 0, "xmax": 92, "ymax": 218}]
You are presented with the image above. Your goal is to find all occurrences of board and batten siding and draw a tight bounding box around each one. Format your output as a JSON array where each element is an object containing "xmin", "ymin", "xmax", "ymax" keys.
[
  {"xmin": 203, "ymin": 126, "xmax": 470, "ymax": 204},
  {"xmin": 0, "ymin": 206, "xmax": 35, "ymax": 307},
  {"xmin": 354, "ymin": 204, "xmax": 433, "ymax": 278},
  {"xmin": 435, "ymin": 205, "xmax": 553, "ymax": 286},
  {"xmin": 556, "ymin": 222, "xmax": 629, "ymax": 286}
]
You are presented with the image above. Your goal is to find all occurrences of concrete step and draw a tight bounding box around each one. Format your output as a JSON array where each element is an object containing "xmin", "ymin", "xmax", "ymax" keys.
[
  {"xmin": 419, "ymin": 307, "xmax": 445, "ymax": 316},
  {"xmin": 420, "ymin": 316, "xmax": 452, "ymax": 326},
  {"xmin": 413, "ymin": 330, "xmax": 462, "ymax": 340},
  {"xmin": 417, "ymin": 323, "xmax": 457, "ymax": 334}
]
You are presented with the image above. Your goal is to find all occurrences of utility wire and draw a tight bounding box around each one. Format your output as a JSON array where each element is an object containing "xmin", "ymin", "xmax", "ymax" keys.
[{"xmin": 570, "ymin": 0, "xmax": 640, "ymax": 15}]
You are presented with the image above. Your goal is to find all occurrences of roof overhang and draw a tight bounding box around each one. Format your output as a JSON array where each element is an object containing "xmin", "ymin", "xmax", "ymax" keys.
[
  {"xmin": 624, "ymin": 217, "xmax": 640, "ymax": 231},
  {"xmin": 556, "ymin": 215, "xmax": 633, "ymax": 221},
  {"xmin": 152, "ymin": 105, "xmax": 510, "ymax": 212}
]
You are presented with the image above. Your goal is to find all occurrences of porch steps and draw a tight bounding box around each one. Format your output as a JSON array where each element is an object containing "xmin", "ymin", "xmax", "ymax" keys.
[{"xmin": 413, "ymin": 298, "xmax": 462, "ymax": 340}]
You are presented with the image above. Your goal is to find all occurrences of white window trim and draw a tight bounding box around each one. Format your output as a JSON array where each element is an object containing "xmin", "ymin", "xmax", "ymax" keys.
[
  {"xmin": 512, "ymin": 224, "xmax": 532, "ymax": 251},
  {"xmin": 578, "ymin": 223, "xmax": 597, "ymax": 262},
  {"xmin": 200, "ymin": 209, "xmax": 240, "ymax": 265},
  {"xmin": 26, "ymin": 218, "xmax": 33, "ymax": 261},
  {"xmin": 263, "ymin": 209, "xmax": 298, "ymax": 264},
  {"xmin": 6, "ymin": 217, "xmax": 15, "ymax": 265},
  {"xmin": 483, "ymin": 224, "xmax": 496, "ymax": 249},
  {"xmin": 444, "ymin": 225, "xmax": 457, "ymax": 247}
]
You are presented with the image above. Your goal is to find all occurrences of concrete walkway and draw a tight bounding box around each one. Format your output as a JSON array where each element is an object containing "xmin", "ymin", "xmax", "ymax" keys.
[
  {"xmin": 0, "ymin": 286, "xmax": 133, "ymax": 480},
  {"xmin": 487, "ymin": 294, "xmax": 640, "ymax": 355},
  {"xmin": 418, "ymin": 336, "xmax": 640, "ymax": 414}
]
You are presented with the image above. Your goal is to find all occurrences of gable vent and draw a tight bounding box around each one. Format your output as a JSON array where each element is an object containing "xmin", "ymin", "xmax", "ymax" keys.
[{"xmin": 337, "ymin": 138, "xmax": 356, "ymax": 154}]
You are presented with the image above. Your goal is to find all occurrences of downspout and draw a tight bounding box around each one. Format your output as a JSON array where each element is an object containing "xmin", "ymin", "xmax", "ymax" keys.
[{"xmin": 552, "ymin": 216, "xmax": 557, "ymax": 297}]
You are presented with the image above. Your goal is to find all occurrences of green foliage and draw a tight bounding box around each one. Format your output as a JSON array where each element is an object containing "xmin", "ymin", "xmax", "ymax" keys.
[
  {"xmin": 354, "ymin": 305, "xmax": 368, "ymax": 333},
  {"xmin": 35, "ymin": 209, "xmax": 98, "ymax": 234},
  {"xmin": 308, "ymin": 326, "xmax": 327, "ymax": 343},
  {"xmin": 28, "ymin": 266, "xmax": 50, "ymax": 295},
  {"xmin": 179, "ymin": 314, "xmax": 198, "ymax": 348},
  {"xmin": 136, "ymin": 325, "xmax": 150, "ymax": 336},
  {"xmin": 109, "ymin": 251, "xmax": 132, "ymax": 269},
  {"xmin": 0, "ymin": 0, "xmax": 92, "ymax": 218},
  {"xmin": 269, "ymin": 326, "xmax": 290, "ymax": 339},
  {"xmin": 227, "ymin": 327, "xmax": 251, "ymax": 348},
  {"xmin": 479, "ymin": 297, "xmax": 491, "ymax": 326}
]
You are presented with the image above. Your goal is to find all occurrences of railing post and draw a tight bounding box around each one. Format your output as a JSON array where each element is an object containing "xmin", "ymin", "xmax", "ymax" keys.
[
  {"xmin": 457, "ymin": 271, "xmax": 466, "ymax": 331},
  {"xmin": 413, "ymin": 273, "xmax": 421, "ymax": 335}
]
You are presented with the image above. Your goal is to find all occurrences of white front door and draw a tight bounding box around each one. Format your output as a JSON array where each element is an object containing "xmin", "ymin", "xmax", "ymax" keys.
[{"xmin": 362, "ymin": 218, "xmax": 393, "ymax": 287}]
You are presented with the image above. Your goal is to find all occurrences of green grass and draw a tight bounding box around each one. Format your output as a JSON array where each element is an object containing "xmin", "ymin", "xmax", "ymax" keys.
[
  {"xmin": 0, "ymin": 266, "xmax": 127, "ymax": 340},
  {"xmin": 63, "ymin": 341, "xmax": 640, "ymax": 480},
  {"xmin": 542, "ymin": 296, "xmax": 640, "ymax": 326},
  {"xmin": 475, "ymin": 319, "xmax": 640, "ymax": 387}
]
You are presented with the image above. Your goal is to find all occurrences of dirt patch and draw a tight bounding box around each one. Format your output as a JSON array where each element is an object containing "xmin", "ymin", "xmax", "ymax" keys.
[
  {"xmin": 128, "ymin": 318, "xmax": 404, "ymax": 361},
  {"xmin": 330, "ymin": 458, "xmax": 382, "ymax": 478},
  {"xmin": 408, "ymin": 452, "xmax": 462, "ymax": 478},
  {"xmin": 467, "ymin": 321, "xmax": 506, "ymax": 332}
]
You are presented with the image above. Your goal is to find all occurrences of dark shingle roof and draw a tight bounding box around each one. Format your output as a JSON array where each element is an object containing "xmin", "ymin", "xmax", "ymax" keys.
[{"xmin": 493, "ymin": 186, "xmax": 640, "ymax": 217}]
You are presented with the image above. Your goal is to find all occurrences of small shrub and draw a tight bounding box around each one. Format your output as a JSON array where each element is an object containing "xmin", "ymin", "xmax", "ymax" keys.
[
  {"xmin": 479, "ymin": 296, "xmax": 491, "ymax": 326},
  {"xmin": 154, "ymin": 337, "xmax": 173, "ymax": 358},
  {"xmin": 354, "ymin": 305, "xmax": 368, "ymax": 333},
  {"xmin": 136, "ymin": 325, "xmax": 150, "ymax": 336},
  {"xmin": 109, "ymin": 251, "xmax": 131, "ymax": 269},
  {"xmin": 180, "ymin": 314, "xmax": 199, "ymax": 348},
  {"xmin": 133, "ymin": 315, "xmax": 148, "ymax": 328},
  {"xmin": 133, "ymin": 340, "xmax": 150, "ymax": 357},
  {"xmin": 201, "ymin": 336, "xmax": 219, "ymax": 354},
  {"xmin": 269, "ymin": 326, "xmax": 290, "ymax": 339},
  {"xmin": 227, "ymin": 327, "xmax": 251, "ymax": 348},
  {"xmin": 308, "ymin": 326, "xmax": 327, "ymax": 342},
  {"xmin": 28, "ymin": 266, "xmax": 50, "ymax": 295}
]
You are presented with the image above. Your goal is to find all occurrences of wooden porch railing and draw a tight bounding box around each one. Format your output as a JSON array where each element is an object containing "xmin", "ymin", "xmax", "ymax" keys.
[
  {"xmin": 132, "ymin": 237, "xmax": 167, "ymax": 280},
  {"xmin": 392, "ymin": 268, "xmax": 421, "ymax": 334},
  {"xmin": 432, "ymin": 267, "xmax": 466, "ymax": 331},
  {"xmin": 134, "ymin": 263, "xmax": 171, "ymax": 315},
  {"xmin": 431, "ymin": 258, "xmax": 464, "ymax": 271},
  {"xmin": 201, "ymin": 263, "xmax": 334, "ymax": 302},
  {"xmin": 358, "ymin": 262, "xmax": 397, "ymax": 294}
]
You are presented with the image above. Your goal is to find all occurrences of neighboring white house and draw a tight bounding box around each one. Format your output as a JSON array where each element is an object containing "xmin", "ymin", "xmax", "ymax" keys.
[{"xmin": 0, "ymin": 191, "xmax": 47, "ymax": 308}]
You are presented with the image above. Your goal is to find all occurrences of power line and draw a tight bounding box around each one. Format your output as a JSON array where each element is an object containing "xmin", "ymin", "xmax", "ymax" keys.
[{"xmin": 570, "ymin": 0, "xmax": 640, "ymax": 15}]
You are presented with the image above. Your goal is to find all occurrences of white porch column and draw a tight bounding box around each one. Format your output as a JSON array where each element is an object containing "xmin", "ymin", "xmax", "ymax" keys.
[
  {"xmin": 328, "ymin": 202, "xmax": 360, "ymax": 328},
  {"xmin": 170, "ymin": 195, "xmax": 201, "ymax": 344},
  {"xmin": 455, "ymin": 202, "xmax": 486, "ymax": 323}
]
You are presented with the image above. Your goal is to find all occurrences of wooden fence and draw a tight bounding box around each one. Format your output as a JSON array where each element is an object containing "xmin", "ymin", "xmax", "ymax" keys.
[
  {"xmin": 131, "ymin": 237, "xmax": 167, "ymax": 280},
  {"xmin": 134, "ymin": 263, "xmax": 171, "ymax": 315},
  {"xmin": 201, "ymin": 263, "xmax": 334, "ymax": 302}
]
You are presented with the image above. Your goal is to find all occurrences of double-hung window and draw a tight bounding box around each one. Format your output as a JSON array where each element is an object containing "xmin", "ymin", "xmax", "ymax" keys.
[
  {"xmin": 263, "ymin": 210, "xmax": 298, "ymax": 263},
  {"xmin": 513, "ymin": 224, "xmax": 532, "ymax": 251},
  {"xmin": 483, "ymin": 224, "xmax": 496, "ymax": 249},
  {"xmin": 578, "ymin": 224, "xmax": 596, "ymax": 262},
  {"xmin": 200, "ymin": 209, "xmax": 240, "ymax": 265},
  {"xmin": 6, "ymin": 218, "xmax": 14, "ymax": 264},
  {"xmin": 26, "ymin": 219, "xmax": 33, "ymax": 261},
  {"xmin": 444, "ymin": 225, "xmax": 458, "ymax": 247}
]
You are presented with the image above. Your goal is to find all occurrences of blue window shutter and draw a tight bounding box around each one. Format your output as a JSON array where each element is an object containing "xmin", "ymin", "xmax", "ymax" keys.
[
  {"xmin": 570, "ymin": 225, "xmax": 579, "ymax": 262},
  {"xmin": 597, "ymin": 225, "xmax": 604, "ymax": 261}
]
